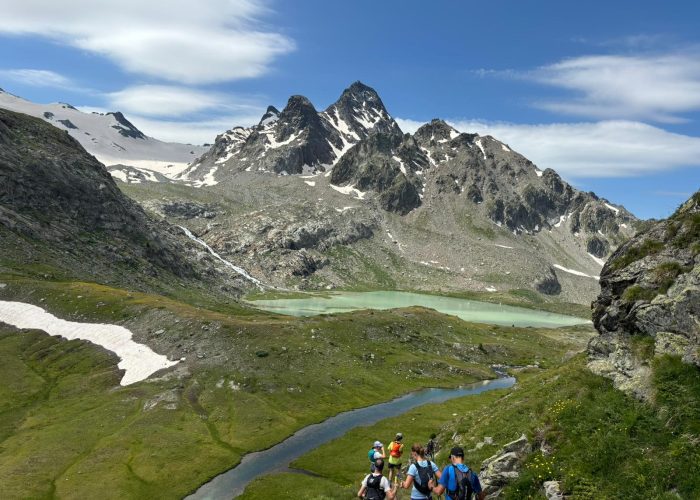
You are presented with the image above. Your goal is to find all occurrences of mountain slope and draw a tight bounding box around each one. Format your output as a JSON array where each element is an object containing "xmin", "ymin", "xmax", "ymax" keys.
[
  {"xmin": 0, "ymin": 108, "xmax": 242, "ymax": 294},
  {"xmin": 0, "ymin": 88, "xmax": 206, "ymax": 178},
  {"xmin": 123, "ymin": 82, "xmax": 637, "ymax": 303}
]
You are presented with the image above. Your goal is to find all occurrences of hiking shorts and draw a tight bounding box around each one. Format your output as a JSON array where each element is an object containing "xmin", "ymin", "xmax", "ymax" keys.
[{"xmin": 388, "ymin": 462, "xmax": 401, "ymax": 469}]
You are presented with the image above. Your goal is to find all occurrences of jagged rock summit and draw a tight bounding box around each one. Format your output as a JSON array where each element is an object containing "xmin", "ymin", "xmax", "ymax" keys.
[
  {"xmin": 164, "ymin": 82, "xmax": 638, "ymax": 301},
  {"xmin": 589, "ymin": 190, "xmax": 700, "ymax": 397}
]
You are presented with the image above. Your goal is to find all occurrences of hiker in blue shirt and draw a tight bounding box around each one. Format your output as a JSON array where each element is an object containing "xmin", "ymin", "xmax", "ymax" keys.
[
  {"xmin": 401, "ymin": 443, "xmax": 441, "ymax": 500},
  {"xmin": 430, "ymin": 446, "xmax": 484, "ymax": 500}
]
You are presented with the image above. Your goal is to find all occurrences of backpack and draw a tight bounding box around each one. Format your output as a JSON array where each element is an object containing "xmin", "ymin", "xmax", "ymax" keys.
[
  {"xmin": 426, "ymin": 439, "xmax": 436, "ymax": 457},
  {"xmin": 447, "ymin": 465, "xmax": 474, "ymax": 500},
  {"xmin": 368, "ymin": 449, "xmax": 377, "ymax": 463},
  {"xmin": 364, "ymin": 474, "xmax": 386, "ymax": 500},
  {"xmin": 413, "ymin": 460, "xmax": 435, "ymax": 495},
  {"xmin": 389, "ymin": 441, "xmax": 402, "ymax": 458}
]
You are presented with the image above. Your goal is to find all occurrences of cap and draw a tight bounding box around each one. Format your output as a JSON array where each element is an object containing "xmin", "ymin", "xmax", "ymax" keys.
[
  {"xmin": 450, "ymin": 446, "xmax": 465, "ymax": 458},
  {"xmin": 396, "ymin": 432, "xmax": 403, "ymax": 440},
  {"xmin": 374, "ymin": 441, "xmax": 383, "ymax": 448}
]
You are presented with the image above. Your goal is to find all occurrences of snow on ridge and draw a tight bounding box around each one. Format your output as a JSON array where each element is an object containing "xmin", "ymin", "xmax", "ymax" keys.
[
  {"xmin": 604, "ymin": 203, "xmax": 620, "ymax": 214},
  {"xmin": 0, "ymin": 301, "xmax": 178, "ymax": 385},
  {"xmin": 474, "ymin": 138, "xmax": 487, "ymax": 160},
  {"xmin": 449, "ymin": 129, "xmax": 460, "ymax": 140},
  {"xmin": 535, "ymin": 169, "xmax": 543, "ymax": 177},
  {"xmin": 501, "ymin": 144, "xmax": 511, "ymax": 152},
  {"xmin": 553, "ymin": 264, "xmax": 599, "ymax": 280},
  {"xmin": 392, "ymin": 155, "xmax": 407, "ymax": 175},
  {"xmin": 330, "ymin": 183, "xmax": 366, "ymax": 200},
  {"xmin": 494, "ymin": 244, "xmax": 514, "ymax": 249},
  {"xmin": 265, "ymin": 131, "xmax": 301, "ymax": 149},
  {"xmin": 0, "ymin": 90, "xmax": 204, "ymax": 178}
]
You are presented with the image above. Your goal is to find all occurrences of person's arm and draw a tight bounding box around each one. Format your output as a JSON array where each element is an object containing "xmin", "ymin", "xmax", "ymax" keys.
[
  {"xmin": 430, "ymin": 466, "xmax": 449, "ymax": 495},
  {"xmin": 401, "ymin": 472, "xmax": 414, "ymax": 489},
  {"xmin": 358, "ymin": 475, "xmax": 368, "ymax": 498},
  {"xmin": 433, "ymin": 462, "xmax": 442, "ymax": 480}
]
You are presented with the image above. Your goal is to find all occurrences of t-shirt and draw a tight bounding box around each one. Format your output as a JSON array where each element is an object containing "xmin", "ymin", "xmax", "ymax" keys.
[
  {"xmin": 362, "ymin": 473, "xmax": 392, "ymax": 495},
  {"xmin": 438, "ymin": 463, "xmax": 482, "ymax": 500},
  {"xmin": 407, "ymin": 460, "xmax": 440, "ymax": 500},
  {"xmin": 388, "ymin": 441, "xmax": 404, "ymax": 464}
]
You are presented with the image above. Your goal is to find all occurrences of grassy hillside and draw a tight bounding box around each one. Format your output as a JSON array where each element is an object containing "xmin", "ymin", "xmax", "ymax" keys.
[
  {"xmin": 241, "ymin": 355, "xmax": 699, "ymax": 499},
  {"xmin": 0, "ymin": 270, "xmax": 592, "ymax": 499}
]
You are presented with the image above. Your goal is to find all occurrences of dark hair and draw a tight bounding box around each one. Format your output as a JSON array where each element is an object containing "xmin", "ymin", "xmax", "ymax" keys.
[
  {"xmin": 411, "ymin": 443, "xmax": 426, "ymax": 457},
  {"xmin": 430, "ymin": 433, "xmax": 437, "ymax": 439},
  {"xmin": 450, "ymin": 446, "xmax": 465, "ymax": 458},
  {"xmin": 374, "ymin": 458, "xmax": 385, "ymax": 472}
]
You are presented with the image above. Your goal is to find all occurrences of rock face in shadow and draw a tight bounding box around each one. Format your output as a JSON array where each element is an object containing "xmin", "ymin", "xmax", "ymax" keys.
[
  {"xmin": 0, "ymin": 108, "xmax": 218, "ymax": 288},
  {"xmin": 589, "ymin": 191, "xmax": 700, "ymax": 398}
]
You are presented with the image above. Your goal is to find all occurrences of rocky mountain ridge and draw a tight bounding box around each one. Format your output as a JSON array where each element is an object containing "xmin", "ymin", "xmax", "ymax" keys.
[
  {"xmin": 148, "ymin": 82, "xmax": 637, "ymax": 302},
  {"xmin": 589, "ymin": 190, "xmax": 699, "ymax": 397}
]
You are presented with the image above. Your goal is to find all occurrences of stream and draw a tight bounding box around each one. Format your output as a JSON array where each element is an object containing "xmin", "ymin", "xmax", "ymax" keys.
[{"xmin": 186, "ymin": 376, "xmax": 515, "ymax": 499}]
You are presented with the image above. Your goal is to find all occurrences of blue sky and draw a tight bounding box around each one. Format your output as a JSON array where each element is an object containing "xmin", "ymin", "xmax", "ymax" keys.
[{"xmin": 0, "ymin": 0, "xmax": 699, "ymax": 219}]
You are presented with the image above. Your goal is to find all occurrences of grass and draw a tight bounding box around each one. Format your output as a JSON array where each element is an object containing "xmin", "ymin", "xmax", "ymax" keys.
[
  {"xmin": 0, "ymin": 272, "xmax": 591, "ymax": 499},
  {"xmin": 243, "ymin": 355, "xmax": 700, "ymax": 499}
]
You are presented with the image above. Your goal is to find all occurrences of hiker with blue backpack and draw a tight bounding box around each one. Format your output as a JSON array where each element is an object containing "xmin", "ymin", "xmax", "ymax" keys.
[
  {"xmin": 429, "ymin": 446, "xmax": 484, "ymax": 500},
  {"xmin": 368, "ymin": 441, "xmax": 386, "ymax": 471},
  {"xmin": 401, "ymin": 443, "xmax": 442, "ymax": 500}
]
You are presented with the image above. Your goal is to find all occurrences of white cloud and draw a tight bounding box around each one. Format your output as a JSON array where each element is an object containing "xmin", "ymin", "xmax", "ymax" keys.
[
  {"xmin": 495, "ymin": 51, "xmax": 700, "ymax": 122},
  {"xmin": 398, "ymin": 117, "xmax": 700, "ymax": 178},
  {"xmin": 106, "ymin": 85, "xmax": 261, "ymax": 118},
  {"xmin": 0, "ymin": 68, "xmax": 73, "ymax": 88},
  {"xmin": 123, "ymin": 114, "xmax": 263, "ymax": 144},
  {"xmin": 0, "ymin": 1, "xmax": 294, "ymax": 84}
]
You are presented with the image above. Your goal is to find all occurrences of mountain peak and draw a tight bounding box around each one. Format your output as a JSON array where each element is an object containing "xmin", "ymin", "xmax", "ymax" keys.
[
  {"xmin": 107, "ymin": 111, "xmax": 146, "ymax": 140},
  {"xmin": 258, "ymin": 105, "xmax": 280, "ymax": 128},
  {"xmin": 414, "ymin": 119, "xmax": 459, "ymax": 143}
]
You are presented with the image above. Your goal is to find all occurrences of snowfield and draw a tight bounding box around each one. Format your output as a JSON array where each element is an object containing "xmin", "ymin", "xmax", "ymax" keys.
[
  {"xmin": 0, "ymin": 89, "xmax": 206, "ymax": 178},
  {"xmin": 0, "ymin": 301, "xmax": 177, "ymax": 385}
]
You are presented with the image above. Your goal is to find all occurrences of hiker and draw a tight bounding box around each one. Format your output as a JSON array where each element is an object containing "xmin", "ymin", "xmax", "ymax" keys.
[
  {"xmin": 426, "ymin": 433, "xmax": 438, "ymax": 460},
  {"xmin": 368, "ymin": 441, "xmax": 385, "ymax": 471},
  {"xmin": 358, "ymin": 458, "xmax": 398, "ymax": 499},
  {"xmin": 430, "ymin": 447, "xmax": 484, "ymax": 500},
  {"xmin": 387, "ymin": 432, "xmax": 404, "ymax": 482},
  {"xmin": 401, "ymin": 443, "xmax": 441, "ymax": 500}
]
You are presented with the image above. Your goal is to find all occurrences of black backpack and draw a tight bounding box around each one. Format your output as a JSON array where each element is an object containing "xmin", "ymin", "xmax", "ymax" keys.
[
  {"xmin": 365, "ymin": 474, "xmax": 386, "ymax": 500},
  {"xmin": 447, "ymin": 465, "xmax": 474, "ymax": 500},
  {"xmin": 413, "ymin": 460, "xmax": 435, "ymax": 495}
]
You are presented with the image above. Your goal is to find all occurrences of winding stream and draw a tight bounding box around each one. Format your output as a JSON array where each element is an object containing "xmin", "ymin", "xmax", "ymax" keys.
[{"xmin": 186, "ymin": 376, "xmax": 515, "ymax": 499}]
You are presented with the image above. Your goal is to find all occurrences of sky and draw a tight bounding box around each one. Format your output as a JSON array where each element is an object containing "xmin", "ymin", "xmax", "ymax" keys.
[{"xmin": 0, "ymin": 0, "xmax": 698, "ymax": 220}]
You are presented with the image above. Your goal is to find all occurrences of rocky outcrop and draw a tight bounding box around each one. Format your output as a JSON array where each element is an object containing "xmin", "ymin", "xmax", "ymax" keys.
[
  {"xmin": 479, "ymin": 434, "xmax": 531, "ymax": 497},
  {"xmin": 534, "ymin": 267, "xmax": 562, "ymax": 295},
  {"xmin": 589, "ymin": 191, "xmax": 700, "ymax": 397}
]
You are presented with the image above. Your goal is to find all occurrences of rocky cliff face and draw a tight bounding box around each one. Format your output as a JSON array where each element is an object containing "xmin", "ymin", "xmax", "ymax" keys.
[
  {"xmin": 589, "ymin": 191, "xmax": 700, "ymax": 397},
  {"xmin": 0, "ymin": 108, "xmax": 237, "ymax": 292}
]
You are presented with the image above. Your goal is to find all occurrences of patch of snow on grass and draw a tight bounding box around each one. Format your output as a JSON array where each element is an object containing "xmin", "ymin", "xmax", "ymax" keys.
[
  {"xmin": 494, "ymin": 244, "xmax": 513, "ymax": 249},
  {"xmin": 0, "ymin": 301, "xmax": 177, "ymax": 385},
  {"xmin": 485, "ymin": 286, "xmax": 497, "ymax": 292},
  {"xmin": 335, "ymin": 206, "xmax": 356, "ymax": 213},
  {"xmin": 304, "ymin": 180, "xmax": 316, "ymax": 187}
]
